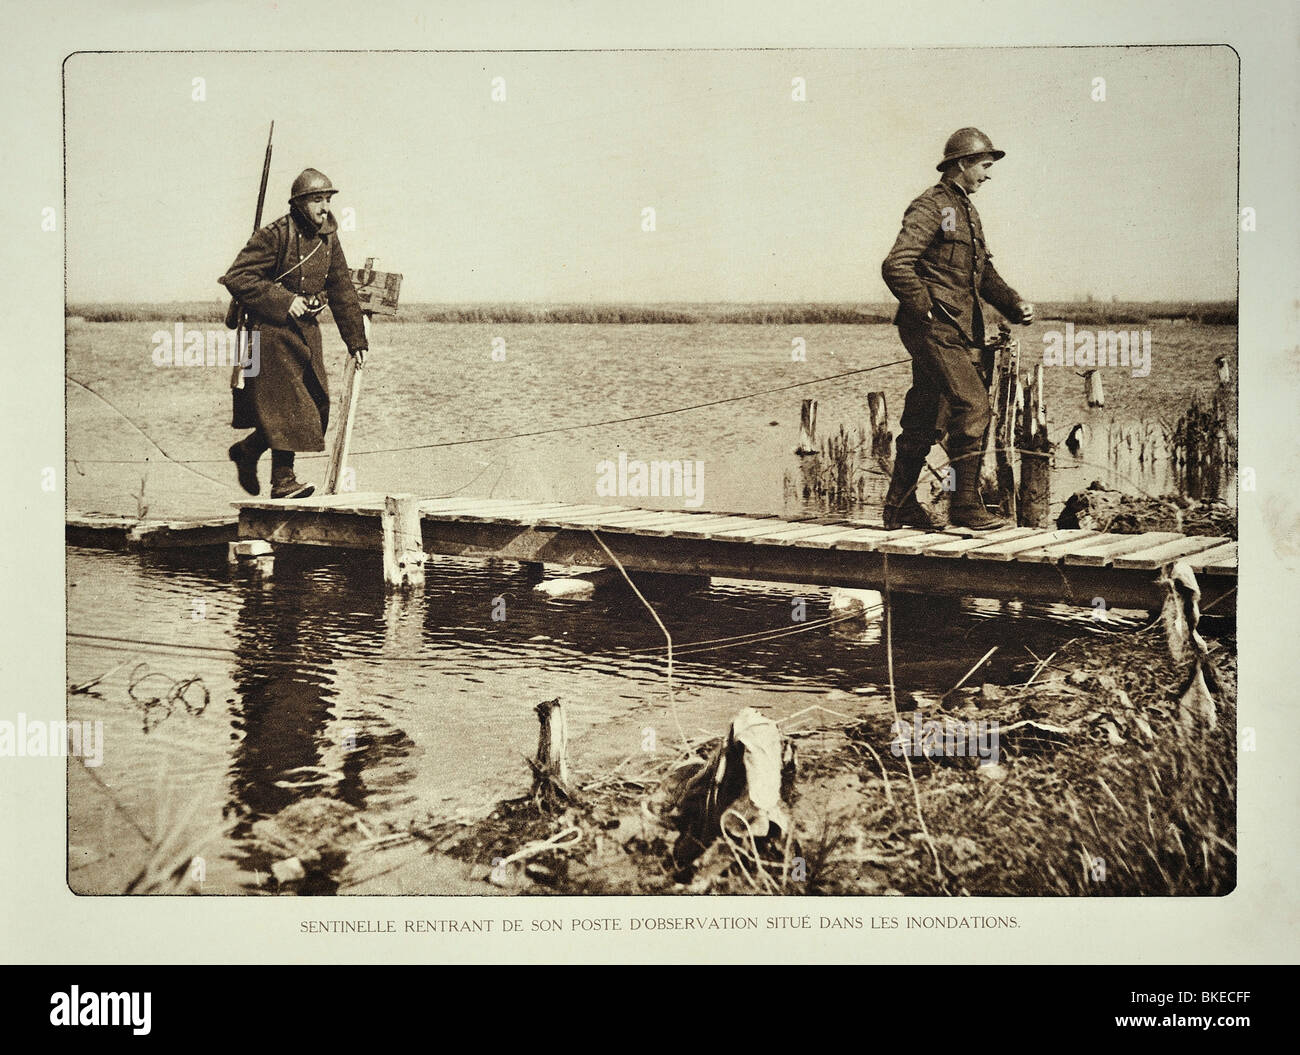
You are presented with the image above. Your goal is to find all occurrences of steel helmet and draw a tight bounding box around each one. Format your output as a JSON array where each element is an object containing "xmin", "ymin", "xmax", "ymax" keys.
[
  {"xmin": 289, "ymin": 168, "xmax": 338, "ymax": 200},
  {"xmin": 937, "ymin": 128, "xmax": 1005, "ymax": 171}
]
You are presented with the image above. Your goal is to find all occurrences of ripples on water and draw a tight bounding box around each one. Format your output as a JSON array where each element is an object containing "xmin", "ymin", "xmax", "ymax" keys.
[{"xmin": 64, "ymin": 321, "xmax": 1230, "ymax": 891}]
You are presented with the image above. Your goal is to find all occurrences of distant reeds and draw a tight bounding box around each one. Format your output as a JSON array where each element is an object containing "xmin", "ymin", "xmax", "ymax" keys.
[{"xmin": 67, "ymin": 301, "xmax": 1237, "ymax": 326}]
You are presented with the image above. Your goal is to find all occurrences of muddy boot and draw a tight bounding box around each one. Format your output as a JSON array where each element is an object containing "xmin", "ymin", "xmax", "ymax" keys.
[
  {"xmin": 949, "ymin": 451, "xmax": 1007, "ymax": 531},
  {"xmin": 270, "ymin": 450, "xmax": 315, "ymax": 500},
  {"xmin": 882, "ymin": 451, "xmax": 938, "ymax": 531},
  {"xmin": 228, "ymin": 434, "xmax": 265, "ymax": 496}
]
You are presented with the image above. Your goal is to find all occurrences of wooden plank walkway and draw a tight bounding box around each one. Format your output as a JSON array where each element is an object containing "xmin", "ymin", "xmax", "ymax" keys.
[
  {"xmin": 234, "ymin": 494, "xmax": 1237, "ymax": 611},
  {"xmin": 67, "ymin": 512, "xmax": 238, "ymax": 550}
]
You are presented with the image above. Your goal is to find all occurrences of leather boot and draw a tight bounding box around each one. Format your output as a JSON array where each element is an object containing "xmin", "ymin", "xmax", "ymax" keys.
[
  {"xmin": 882, "ymin": 452, "xmax": 938, "ymax": 531},
  {"xmin": 949, "ymin": 451, "xmax": 1007, "ymax": 531},
  {"xmin": 270, "ymin": 451, "xmax": 314, "ymax": 500},
  {"xmin": 228, "ymin": 436, "xmax": 263, "ymax": 496}
]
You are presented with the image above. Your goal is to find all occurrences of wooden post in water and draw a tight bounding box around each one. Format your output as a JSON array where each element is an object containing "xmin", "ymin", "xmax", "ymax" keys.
[
  {"xmin": 992, "ymin": 335, "xmax": 1021, "ymax": 519},
  {"xmin": 1215, "ymin": 355, "xmax": 1231, "ymax": 386},
  {"xmin": 867, "ymin": 391, "xmax": 892, "ymax": 472},
  {"xmin": 381, "ymin": 493, "xmax": 426, "ymax": 589},
  {"xmin": 532, "ymin": 697, "xmax": 572, "ymax": 809},
  {"xmin": 1017, "ymin": 364, "xmax": 1052, "ymax": 527},
  {"xmin": 1084, "ymin": 369, "xmax": 1105, "ymax": 408},
  {"xmin": 796, "ymin": 398, "xmax": 818, "ymax": 455}
]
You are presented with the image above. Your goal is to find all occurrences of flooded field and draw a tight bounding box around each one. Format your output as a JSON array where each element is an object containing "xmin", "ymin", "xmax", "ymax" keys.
[{"xmin": 64, "ymin": 319, "xmax": 1235, "ymax": 893}]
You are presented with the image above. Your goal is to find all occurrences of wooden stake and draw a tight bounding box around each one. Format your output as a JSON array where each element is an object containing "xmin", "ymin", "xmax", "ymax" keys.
[
  {"xmin": 381, "ymin": 493, "xmax": 426, "ymax": 589},
  {"xmin": 1215, "ymin": 355, "xmax": 1231, "ymax": 386},
  {"xmin": 867, "ymin": 391, "xmax": 892, "ymax": 471},
  {"xmin": 324, "ymin": 312, "xmax": 370, "ymax": 494},
  {"xmin": 1084, "ymin": 369, "xmax": 1105, "ymax": 408},
  {"xmin": 1017, "ymin": 364, "xmax": 1051, "ymax": 527},
  {"xmin": 992, "ymin": 335, "xmax": 1020, "ymax": 518},
  {"xmin": 796, "ymin": 398, "xmax": 818, "ymax": 455},
  {"xmin": 531, "ymin": 697, "xmax": 572, "ymax": 809}
]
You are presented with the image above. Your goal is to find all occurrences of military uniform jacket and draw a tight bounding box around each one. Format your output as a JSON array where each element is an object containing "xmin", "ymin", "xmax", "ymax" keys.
[
  {"xmin": 881, "ymin": 178, "xmax": 1023, "ymax": 346},
  {"xmin": 220, "ymin": 209, "xmax": 368, "ymax": 451}
]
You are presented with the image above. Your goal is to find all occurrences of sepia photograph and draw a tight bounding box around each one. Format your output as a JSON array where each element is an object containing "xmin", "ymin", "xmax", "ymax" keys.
[{"xmin": 57, "ymin": 45, "xmax": 1245, "ymax": 903}]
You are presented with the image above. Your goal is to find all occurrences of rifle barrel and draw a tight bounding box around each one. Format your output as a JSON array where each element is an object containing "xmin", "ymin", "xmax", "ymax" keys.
[{"xmin": 252, "ymin": 120, "xmax": 274, "ymax": 232}]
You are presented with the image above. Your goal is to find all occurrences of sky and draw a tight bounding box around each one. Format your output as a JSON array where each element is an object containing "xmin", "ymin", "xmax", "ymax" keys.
[{"xmin": 63, "ymin": 46, "xmax": 1238, "ymax": 304}]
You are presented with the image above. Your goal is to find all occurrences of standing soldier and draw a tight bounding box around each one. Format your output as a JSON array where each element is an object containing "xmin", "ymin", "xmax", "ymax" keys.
[
  {"xmin": 880, "ymin": 128, "xmax": 1034, "ymax": 530},
  {"xmin": 222, "ymin": 168, "xmax": 368, "ymax": 499}
]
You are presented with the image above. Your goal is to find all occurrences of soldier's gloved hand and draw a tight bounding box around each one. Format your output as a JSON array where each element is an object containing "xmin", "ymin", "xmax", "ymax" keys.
[
  {"xmin": 1017, "ymin": 301, "xmax": 1035, "ymax": 325},
  {"xmin": 350, "ymin": 347, "xmax": 366, "ymax": 368},
  {"xmin": 288, "ymin": 295, "xmax": 309, "ymax": 319}
]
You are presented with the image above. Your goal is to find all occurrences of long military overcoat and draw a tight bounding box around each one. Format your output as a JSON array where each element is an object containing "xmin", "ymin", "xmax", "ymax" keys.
[{"xmin": 220, "ymin": 207, "xmax": 368, "ymax": 451}]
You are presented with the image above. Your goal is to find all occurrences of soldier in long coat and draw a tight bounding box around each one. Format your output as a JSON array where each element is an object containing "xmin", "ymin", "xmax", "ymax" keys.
[
  {"xmin": 221, "ymin": 168, "xmax": 368, "ymax": 499},
  {"xmin": 880, "ymin": 128, "xmax": 1034, "ymax": 530}
]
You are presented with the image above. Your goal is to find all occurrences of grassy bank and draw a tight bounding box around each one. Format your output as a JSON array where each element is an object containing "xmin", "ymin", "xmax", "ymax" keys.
[
  {"xmin": 67, "ymin": 300, "xmax": 1237, "ymax": 326},
  {"xmin": 326, "ymin": 620, "xmax": 1236, "ymax": 897}
]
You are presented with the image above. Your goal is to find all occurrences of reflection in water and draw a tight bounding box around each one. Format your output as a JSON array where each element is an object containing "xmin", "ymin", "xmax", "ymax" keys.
[
  {"xmin": 228, "ymin": 564, "xmax": 390, "ymax": 831},
  {"xmin": 70, "ymin": 543, "xmax": 1141, "ymax": 893}
]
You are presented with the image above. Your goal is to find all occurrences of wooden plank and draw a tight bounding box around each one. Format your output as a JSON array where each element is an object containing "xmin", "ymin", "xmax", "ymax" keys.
[
  {"xmin": 427, "ymin": 500, "xmax": 575, "ymax": 523},
  {"xmin": 236, "ymin": 492, "xmax": 387, "ymax": 514},
  {"xmin": 1181, "ymin": 541, "xmax": 1238, "ymax": 575},
  {"xmin": 580, "ymin": 509, "xmax": 695, "ymax": 531},
  {"xmin": 831, "ymin": 527, "xmax": 926, "ymax": 553},
  {"xmin": 1063, "ymin": 532, "xmax": 1185, "ymax": 567},
  {"xmin": 420, "ymin": 496, "xmax": 543, "ymax": 515},
  {"xmin": 296, "ymin": 492, "xmax": 388, "ymax": 509},
  {"xmin": 475, "ymin": 502, "xmax": 589, "ymax": 524},
  {"xmin": 415, "ymin": 515, "xmax": 1173, "ymax": 609},
  {"xmin": 1012, "ymin": 530, "xmax": 1102, "ymax": 564},
  {"xmin": 529, "ymin": 505, "xmax": 624, "ymax": 525},
  {"xmin": 876, "ymin": 531, "xmax": 972, "ymax": 556},
  {"xmin": 921, "ymin": 527, "xmax": 1042, "ymax": 557},
  {"xmin": 1111, "ymin": 535, "xmax": 1232, "ymax": 570},
  {"xmin": 656, "ymin": 515, "xmax": 787, "ymax": 538},
  {"xmin": 613, "ymin": 513, "xmax": 756, "ymax": 537},
  {"xmin": 323, "ymin": 340, "xmax": 363, "ymax": 494},
  {"xmin": 788, "ymin": 526, "xmax": 885, "ymax": 548},
  {"xmin": 966, "ymin": 528, "xmax": 1085, "ymax": 562},
  {"xmin": 491, "ymin": 503, "xmax": 614, "ymax": 526},
  {"xmin": 743, "ymin": 522, "xmax": 870, "ymax": 545}
]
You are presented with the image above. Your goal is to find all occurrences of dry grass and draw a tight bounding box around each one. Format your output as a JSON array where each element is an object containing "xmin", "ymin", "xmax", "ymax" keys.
[
  {"xmin": 404, "ymin": 626, "xmax": 1236, "ymax": 898},
  {"xmin": 67, "ymin": 301, "xmax": 1236, "ymax": 326}
]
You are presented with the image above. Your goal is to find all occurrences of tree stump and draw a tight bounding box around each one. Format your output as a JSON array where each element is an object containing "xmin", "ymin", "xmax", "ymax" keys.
[{"xmin": 530, "ymin": 697, "xmax": 574, "ymax": 810}]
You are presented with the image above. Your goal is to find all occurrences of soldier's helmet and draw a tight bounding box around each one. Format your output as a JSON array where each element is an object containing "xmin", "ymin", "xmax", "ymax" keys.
[
  {"xmin": 937, "ymin": 128, "xmax": 1005, "ymax": 171},
  {"xmin": 290, "ymin": 168, "xmax": 338, "ymax": 200}
]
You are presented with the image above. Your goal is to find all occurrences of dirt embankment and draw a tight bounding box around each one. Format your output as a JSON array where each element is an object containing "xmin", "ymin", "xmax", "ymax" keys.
[{"xmin": 312, "ymin": 620, "xmax": 1236, "ymax": 898}]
